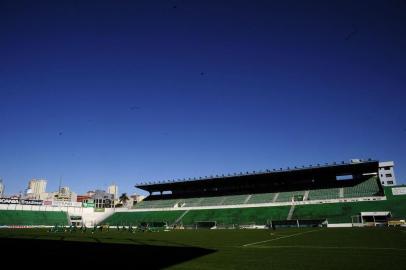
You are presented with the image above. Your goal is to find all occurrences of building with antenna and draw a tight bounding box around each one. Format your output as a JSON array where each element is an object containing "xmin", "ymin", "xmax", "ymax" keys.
[
  {"xmin": 107, "ymin": 183, "xmax": 119, "ymax": 200},
  {"xmin": 53, "ymin": 186, "xmax": 77, "ymax": 202}
]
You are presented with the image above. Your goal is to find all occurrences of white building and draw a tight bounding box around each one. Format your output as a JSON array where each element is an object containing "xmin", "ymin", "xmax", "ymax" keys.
[
  {"xmin": 379, "ymin": 161, "xmax": 397, "ymax": 186},
  {"xmin": 42, "ymin": 186, "xmax": 77, "ymax": 202},
  {"xmin": 107, "ymin": 184, "xmax": 119, "ymax": 200},
  {"xmin": 0, "ymin": 179, "xmax": 4, "ymax": 197},
  {"xmin": 27, "ymin": 179, "xmax": 47, "ymax": 199},
  {"xmin": 92, "ymin": 190, "xmax": 114, "ymax": 208}
]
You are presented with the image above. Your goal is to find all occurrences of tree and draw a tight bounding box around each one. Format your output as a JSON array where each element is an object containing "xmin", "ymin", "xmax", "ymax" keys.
[{"xmin": 119, "ymin": 193, "xmax": 129, "ymax": 207}]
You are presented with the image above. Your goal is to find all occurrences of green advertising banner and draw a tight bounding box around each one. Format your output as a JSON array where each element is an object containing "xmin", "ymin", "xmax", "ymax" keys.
[
  {"xmin": 83, "ymin": 202, "xmax": 95, "ymax": 208},
  {"xmin": 94, "ymin": 208, "xmax": 105, "ymax": 212}
]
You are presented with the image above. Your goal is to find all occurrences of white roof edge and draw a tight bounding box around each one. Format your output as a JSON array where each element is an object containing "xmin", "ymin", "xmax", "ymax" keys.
[
  {"xmin": 360, "ymin": 211, "xmax": 391, "ymax": 216},
  {"xmin": 379, "ymin": 161, "xmax": 394, "ymax": 166}
]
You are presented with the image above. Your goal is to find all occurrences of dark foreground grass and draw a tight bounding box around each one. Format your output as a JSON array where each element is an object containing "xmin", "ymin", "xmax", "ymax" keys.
[{"xmin": 0, "ymin": 228, "xmax": 405, "ymax": 269}]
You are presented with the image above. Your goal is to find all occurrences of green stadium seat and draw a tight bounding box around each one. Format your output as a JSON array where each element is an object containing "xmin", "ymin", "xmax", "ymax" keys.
[
  {"xmin": 103, "ymin": 206, "xmax": 291, "ymax": 226},
  {"xmin": 343, "ymin": 177, "xmax": 380, "ymax": 198},
  {"xmin": 222, "ymin": 195, "xmax": 250, "ymax": 205},
  {"xmin": 0, "ymin": 210, "xmax": 68, "ymax": 226},
  {"xmin": 101, "ymin": 185, "xmax": 406, "ymax": 226},
  {"xmin": 102, "ymin": 210, "xmax": 185, "ymax": 226},
  {"xmin": 131, "ymin": 177, "xmax": 381, "ymax": 210},
  {"xmin": 275, "ymin": 191, "xmax": 305, "ymax": 202},
  {"xmin": 246, "ymin": 193, "xmax": 275, "ymax": 204},
  {"xmin": 133, "ymin": 199, "xmax": 180, "ymax": 209},
  {"xmin": 308, "ymin": 188, "xmax": 340, "ymax": 200}
]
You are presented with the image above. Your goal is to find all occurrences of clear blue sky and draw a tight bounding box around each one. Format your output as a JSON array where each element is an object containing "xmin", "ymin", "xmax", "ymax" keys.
[{"xmin": 0, "ymin": 0, "xmax": 405, "ymax": 196}]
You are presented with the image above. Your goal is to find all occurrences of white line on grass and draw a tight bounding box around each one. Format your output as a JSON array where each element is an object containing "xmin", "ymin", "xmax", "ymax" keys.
[
  {"xmin": 245, "ymin": 245, "xmax": 406, "ymax": 252},
  {"xmin": 242, "ymin": 229, "xmax": 321, "ymax": 247}
]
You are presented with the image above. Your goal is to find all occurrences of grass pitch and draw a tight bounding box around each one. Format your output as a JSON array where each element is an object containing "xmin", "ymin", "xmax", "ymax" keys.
[{"xmin": 1, "ymin": 227, "xmax": 405, "ymax": 269}]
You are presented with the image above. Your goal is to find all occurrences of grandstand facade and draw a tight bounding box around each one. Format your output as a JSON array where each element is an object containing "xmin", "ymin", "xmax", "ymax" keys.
[
  {"xmin": 0, "ymin": 159, "xmax": 404, "ymax": 228},
  {"xmin": 101, "ymin": 159, "xmax": 405, "ymax": 228}
]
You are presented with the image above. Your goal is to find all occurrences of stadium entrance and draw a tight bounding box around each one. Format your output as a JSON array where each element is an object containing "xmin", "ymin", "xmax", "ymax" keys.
[{"xmin": 360, "ymin": 211, "xmax": 391, "ymax": 227}]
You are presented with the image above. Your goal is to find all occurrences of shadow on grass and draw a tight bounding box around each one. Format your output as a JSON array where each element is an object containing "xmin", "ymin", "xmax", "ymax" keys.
[{"xmin": 0, "ymin": 237, "xmax": 216, "ymax": 268}]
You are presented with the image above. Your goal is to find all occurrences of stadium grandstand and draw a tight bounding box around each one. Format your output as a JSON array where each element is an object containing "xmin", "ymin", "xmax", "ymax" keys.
[
  {"xmin": 101, "ymin": 159, "xmax": 406, "ymax": 228},
  {"xmin": 1, "ymin": 159, "xmax": 405, "ymax": 229}
]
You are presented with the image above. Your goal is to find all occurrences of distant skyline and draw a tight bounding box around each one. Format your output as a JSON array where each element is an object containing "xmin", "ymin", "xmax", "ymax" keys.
[{"xmin": 1, "ymin": 0, "xmax": 405, "ymax": 196}]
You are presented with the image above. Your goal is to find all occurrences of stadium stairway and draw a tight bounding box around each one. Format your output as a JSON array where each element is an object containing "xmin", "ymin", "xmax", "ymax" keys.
[
  {"xmin": 243, "ymin": 195, "xmax": 252, "ymax": 204},
  {"xmin": 287, "ymin": 204, "xmax": 296, "ymax": 220},
  {"xmin": 174, "ymin": 210, "xmax": 190, "ymax": 224}
]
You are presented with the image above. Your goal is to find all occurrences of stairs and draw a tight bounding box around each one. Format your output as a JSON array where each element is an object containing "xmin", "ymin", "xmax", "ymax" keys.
[
  {"xmin": 272, "ymin": 193, "xmax": 279, "ymax": 203},
  {"xmin": 243, "ymin": 195, "xmax": 252, "ymax": 204},
  {"xmin": 303, "ymin": 190, "xmax": 310, "ymax": 201},
  {"xmin": 173, "ymin": 210, "xmax": 189, "ymax": 225},
  {"xmin": 287, "ymin": 204, "xmax": 296, "ymax": 220}
]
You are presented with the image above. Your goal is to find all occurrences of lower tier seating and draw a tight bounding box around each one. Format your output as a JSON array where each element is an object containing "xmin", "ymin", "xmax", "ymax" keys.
[{"xmin": 0, "ymin": 210, "xmax": 68, "ymax": 226}]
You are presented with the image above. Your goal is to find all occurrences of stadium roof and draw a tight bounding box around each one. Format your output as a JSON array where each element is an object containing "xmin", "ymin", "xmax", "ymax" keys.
[{"xmin": 135, "ymin": 159, "xmax": 379, "ymax": 195}]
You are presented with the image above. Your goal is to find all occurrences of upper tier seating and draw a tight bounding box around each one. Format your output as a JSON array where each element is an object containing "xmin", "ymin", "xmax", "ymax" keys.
[
  {"xmin": 308, "ymin": 188, "xmax": 340, "ymax": 200},
  {"xmin": 134, "ymin": 199, "xmax": 180, "ymax": 209},
  {"xmin": 133, "ymin": 176, "xmax": 381, "ymax": 209},
  {"xmin": 275, "ymin": 191, "xmax": 305, "ymax": 202},
  {"xmin": 246, "ymin": 193, "xmax": 275, "ymax": 204},
  {"xmin": 343, "ymin": 177, "xmax": 380, "ymax": 198}
]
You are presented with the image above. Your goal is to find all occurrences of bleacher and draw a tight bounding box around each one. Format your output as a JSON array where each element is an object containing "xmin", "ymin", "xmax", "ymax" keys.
[
  {"xmin": 133, "ymin": 177, "xmax": 382, "ymax": 209},
  {"xmin": 246, "ymin": 193, "xmax": 275, "ymax": 204},
  {"xmin": 0, "ymin": 210, "xmax": 68, "ymax": 226},
  {"xmin": 100, "ymin": 162, "xmax": 403, "ymax": 226},
  {"xmin": 222, "ymin": 194, "xmax": 249, "ymax": 205},
  {"xmin": 308, "ymin": 188, "xmax": 340, "ymax": 200},
  {"xmin": 343, "ymin": 177, "xmax": 380, "ymax": 198},
  {"xmin": 134, "ymin": 199, "xmax": 180, "ymax": 209},
  {"xmin": 180, "ymin": 198, "xmax": 204, "ymax": 207},
  {"xmin": 199, "ymin": 196, "xmax": 226, "ymax": 206},
  {"xmin": 136, "ymin": 194, "xmax": 252, "ymax": 209},
  {"xmin": 101, "ymin": 187, "xmax": 406, "ymax": 226},
  {"xmin": 275, "ymin": 191, "xmax": 305, "ymax": 202},
  {"xmin": 103, "ymin": 206, "xmax": 291, "ymax": 226},
  {"xmin": 103, "ymin": 210, "xmax": 185, "ymax": 226},
  {"xmin": 180, "ymin": 206, "xmax": 291, "ymax": 226},
  {"xmin": 292, "ymin": 193, "xmax": 406, "ymax": 223}
]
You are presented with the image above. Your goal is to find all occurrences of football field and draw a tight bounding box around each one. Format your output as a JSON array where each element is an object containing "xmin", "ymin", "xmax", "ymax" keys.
[{"xmin": 1, "ymin": 227, "xmax": 405, "ymax": 269}]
